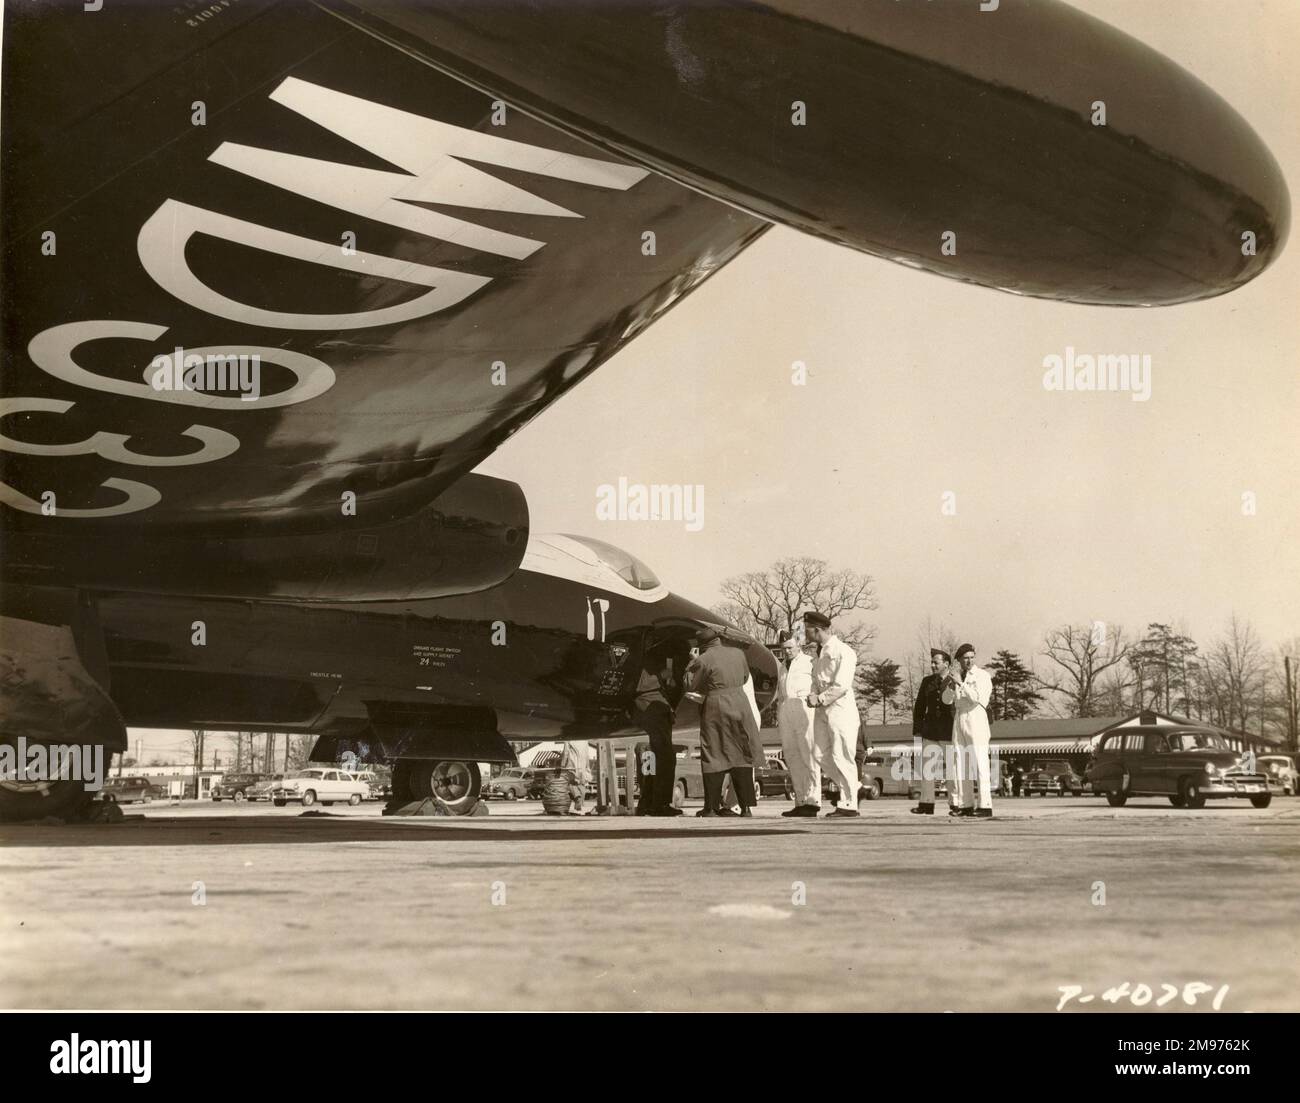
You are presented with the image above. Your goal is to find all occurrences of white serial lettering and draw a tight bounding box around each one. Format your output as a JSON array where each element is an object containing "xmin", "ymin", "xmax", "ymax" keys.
[{"xmin": 139, "ymin": 77, "xmax": 648, "ymax": 330}]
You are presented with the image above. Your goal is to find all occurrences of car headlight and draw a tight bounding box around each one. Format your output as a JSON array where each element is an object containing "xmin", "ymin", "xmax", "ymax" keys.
[{"xmin": 1204, "ymin": 762, "xmax": 1219, "ymax": 776}]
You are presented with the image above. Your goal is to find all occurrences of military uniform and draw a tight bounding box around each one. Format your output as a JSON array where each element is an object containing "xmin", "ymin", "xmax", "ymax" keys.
[{"xmin": 912, "ymin": 671, "xmax": 955, "ymax": 811}]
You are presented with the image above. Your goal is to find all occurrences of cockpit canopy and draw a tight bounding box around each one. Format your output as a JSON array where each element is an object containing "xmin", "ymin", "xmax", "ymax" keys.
[
  {"xmin": 523, "ymin": 533, "xmax": 665, "ymax": 598},
  {"xmin": 558, "ymin": 534, "xmax": 660, "ymax": 591}
]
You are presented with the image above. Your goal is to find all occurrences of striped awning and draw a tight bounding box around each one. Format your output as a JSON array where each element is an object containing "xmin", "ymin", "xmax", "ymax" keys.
[{"xmin": 988, "ymin": 738, "xmax": 1095, "ymax": 755}]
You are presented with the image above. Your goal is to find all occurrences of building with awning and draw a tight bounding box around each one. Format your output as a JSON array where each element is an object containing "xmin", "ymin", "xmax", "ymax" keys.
[{"xmin": 861, "ymin": 710, "xmax": 1285, "ymax": 764}]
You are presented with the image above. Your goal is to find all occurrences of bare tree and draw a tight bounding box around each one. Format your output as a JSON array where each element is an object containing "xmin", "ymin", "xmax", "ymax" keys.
[
  {"xmin": 1206, "ymin": 614, "xmax": 1265, "ymax": 734},
  {"xmin": 900, "ymin": 617, "xmax": 962, "ymax": 716},
  {"xmin": 1038, "ymin": 623, "xmax": 1130, "ymax": 718},
  {"xmin": 1277, "ymin": 640, "xmax": 1300, "ymax": 751},
  {"xmin": 715, "ymin": 556, "xmax": 878, "ymax": 649}
]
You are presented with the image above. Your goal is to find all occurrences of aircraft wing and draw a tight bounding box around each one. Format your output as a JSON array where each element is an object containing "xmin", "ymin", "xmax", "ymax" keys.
[
  {"xmin": 1, "ymin": 0, "xmax": 767, "ymax": 538},
  {"xmin": 332, "ymin": 0, "xmax": 1288, "ymax": 306},
  {"xmin": 2, "ymin": 0, "xmax": 1289, "ymax": 545}
]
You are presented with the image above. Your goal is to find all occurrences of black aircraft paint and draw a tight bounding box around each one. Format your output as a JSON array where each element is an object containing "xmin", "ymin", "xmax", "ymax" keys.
[{"xmin": 0, "ymin": 1, "xmax": 1288, "ymax": 819}]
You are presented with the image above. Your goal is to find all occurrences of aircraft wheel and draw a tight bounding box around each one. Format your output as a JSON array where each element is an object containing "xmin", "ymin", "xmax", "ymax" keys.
[
  {"xmin": 408, "ymin": 760, "xmax": 481, "ymax": 815},
  {"xmin": 0, "ymin": 739, "xmax": 100, "ymax": 823}
]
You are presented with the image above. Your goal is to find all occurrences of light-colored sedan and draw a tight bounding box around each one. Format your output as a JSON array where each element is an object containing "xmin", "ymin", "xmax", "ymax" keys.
[
  {"xmin": 271, "ymin": 768, "xmax": 370, "ymax": 807},
  {"xmin": 1258, "ymin": 755, "xmax": 1298, "ymax": 796}
]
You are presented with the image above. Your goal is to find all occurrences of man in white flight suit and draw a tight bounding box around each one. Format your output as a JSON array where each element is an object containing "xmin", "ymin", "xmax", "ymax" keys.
[
  {"xmin": 942, "ymin": 643, "xmax": 995, "ymax": 819},
  {"xmin": 776, "ymin": 631, "xmax": 819, "ymax": 818},
  {"xmin": 802, "ymin": 610, "xmax": 861, "ymax": 818}
]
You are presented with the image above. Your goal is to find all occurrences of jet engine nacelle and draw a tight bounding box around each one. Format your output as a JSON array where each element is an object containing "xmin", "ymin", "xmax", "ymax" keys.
[{"xmin": 2, "ymin": 473, "xmax": 528, "ymax": 603}]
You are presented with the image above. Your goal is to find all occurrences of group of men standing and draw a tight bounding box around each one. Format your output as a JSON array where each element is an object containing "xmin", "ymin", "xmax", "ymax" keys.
[
  {"xmin": 775, "ymin": 610, "xmax": 864, "ymax": 818},
  {"xmin": 776, "ymin": 615, "xmax": 997, "ymax": 819},
  {"xmin": 910, "ymin": 644, "xmax": 995, "ymax": 818}
]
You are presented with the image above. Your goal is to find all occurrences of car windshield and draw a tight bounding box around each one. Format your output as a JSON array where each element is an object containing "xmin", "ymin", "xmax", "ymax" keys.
[{"xmin": 1166, "ymin": 732, "xmax": 1229, "ymax": 751}]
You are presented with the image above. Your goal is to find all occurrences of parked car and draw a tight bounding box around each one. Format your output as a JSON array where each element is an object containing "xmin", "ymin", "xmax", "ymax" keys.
[
  {"xmin": 527, "ymin": 768, "xmax": 564, "ymax": 799},
  {"xmin": 1086, "ymin": 727, "xmax": 1271, "ymax": 808},
  {"xmin": 212, "ymin": 772, "xmax": 267, "ymax": 802},
  {"xmin": 754, "ymin": 756, "xmax": 793, "ymax": 798},
  {"xmin": 101, "ymin": 776, "xmax": 152, "ymax": 804},
  {"xmin": 1022, "ymin": 759, "xmax": 1084, "ymax": 797},
  {"xmin": 1257, "ymin": 755, "xmax": 1298, "ymax": 796},
  {"xmin": 245, "ymin": 774, "xmax": 283, "ymax": 801},
  {"xmin": 340, "ymin": 769, "xmax": 387, "ymax": 800},
  {"xmin": 270, "ymin": 768, "xmax": 369, "ymax": 807},
  {"xmin": 484, "ymin": 767, "xmax": 539, "ymax": 801}
]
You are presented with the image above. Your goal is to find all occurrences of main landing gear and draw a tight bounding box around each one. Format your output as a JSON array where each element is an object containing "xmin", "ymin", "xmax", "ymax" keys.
[{"xmin": 388, "ymin": 759, "xmax": 482, "ymax": 816}]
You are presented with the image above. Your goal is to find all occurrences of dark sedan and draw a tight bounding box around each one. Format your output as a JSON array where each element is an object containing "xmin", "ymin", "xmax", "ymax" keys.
[
  {"xmin": 755, "ymin": 757, "xmax": 793, "ymax": 798},
  {"xmin": 101, "ymin": 776, "xmax": 153, "ymax": 804},
  {"xmin": 1087, "ymin": 727, "xmax": 1270, "ymax": 808},
  {"xmin": 1022, "ymin": 759, "xmax": 1084, "ymax": 797}
]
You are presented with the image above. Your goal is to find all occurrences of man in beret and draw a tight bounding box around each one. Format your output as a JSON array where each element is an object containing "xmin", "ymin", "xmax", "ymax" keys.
[
  {"xmin": 776, "ymin": 630, "xmax": 819, "ymax": 817},
  {"xmin": 942, "ymin": 643, "xmax": 995, "ymax": 818},
  {"xmin": 910, "ymin": 648, "xmax": 956, "ymax": 815},
  {"xmin": 802, "ymin": 611, "xmax": 861, "ymax": 818}
]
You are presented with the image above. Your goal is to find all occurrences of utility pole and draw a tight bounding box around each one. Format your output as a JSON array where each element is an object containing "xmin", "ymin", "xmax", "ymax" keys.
[{"xmin": 1284, "ymin": 655, "xmax": 1298, "ymax": 752}]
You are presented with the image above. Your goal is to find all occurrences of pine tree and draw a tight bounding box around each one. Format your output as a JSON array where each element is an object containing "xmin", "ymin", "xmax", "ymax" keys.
[
  {"xmin": 858, "ymin": 659, "xmax": 903, "ymax": 725},
  {"xmin": 986, "ymin": 650, "xmax": 1043, "ymax": 720}
]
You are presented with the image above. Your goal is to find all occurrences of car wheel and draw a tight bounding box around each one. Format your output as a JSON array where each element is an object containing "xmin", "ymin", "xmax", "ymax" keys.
[
  {"xmin": 1179, "ymin": 777, "xmax": 1206, "ymax": 809},
  {"xmin": 272, "ymin": 799, "xmax": 286, "ymax": 807},
  {"xmin": 1169, "ymin": 794, "xmax": 1187, "ymax": 808},
  {"xmin": 212, "ymin": 796, "xmax": 221, "ymax": 803},
  {"xmin": 1105, "ymin": 791, "xmax": 1128, "ymax": 807},
  {"xmin": 505, "ymin": 788, "xmax": 517, "ymax": 801},
  {"xmin": 673, "ymin": 779, "xmax": 687, "ymax": 808},
  {"xmin": 862, "ymin": 778, "xmax": 883, "ymax": 801},
  {"xmin": 349, "ymin": 793, "xmax": 361, "ymax": 806},
  {"xmin": 234, "ymin": 790, "xmax": 246, "ymax": 803},
  {"xmin": 301, "ymin": 790, "xmax": 317, "ymax": 808},
  {"xmin": 1250, "ymin": 794, "xmax": 1272, "ymax": 809}
]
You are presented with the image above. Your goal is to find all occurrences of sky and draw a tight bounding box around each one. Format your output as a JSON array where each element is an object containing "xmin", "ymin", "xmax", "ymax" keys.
[{"xmin": 482, "ymin": 0, "xmax": 1300, "ymax": 674}]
